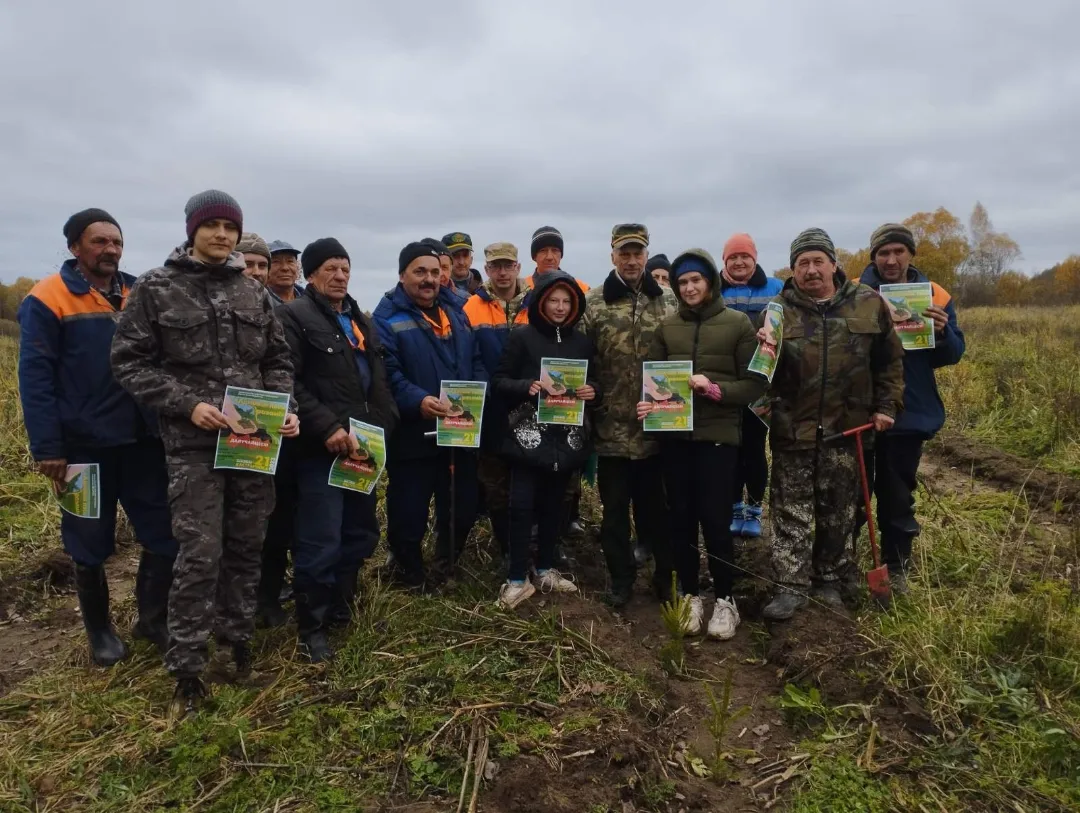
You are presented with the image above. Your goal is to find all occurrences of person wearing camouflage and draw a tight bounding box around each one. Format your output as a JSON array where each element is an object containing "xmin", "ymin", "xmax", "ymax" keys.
[
  {"xmin": 111, "ymin": 190, "xmax": 298, "ymax": 715},
  {"xmin": 761, "ymin": 228, "xmax": 905, "ymax": 621},
  {"xmin": 581, "ymin": 224, "xmax": 678, "ymax": 608}
]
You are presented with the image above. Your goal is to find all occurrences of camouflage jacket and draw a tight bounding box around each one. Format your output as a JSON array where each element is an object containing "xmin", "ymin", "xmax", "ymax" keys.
[
  {"xmin": 111, "ymin": 246, "xmax": 294, "ymax": 455},
  {"xmin": 766, "ymin": 273, "xmax": 904, "ymax": 451},
  {"xmin": 582, "ymin": 270, "xmax": 678, "ymax": 459}
]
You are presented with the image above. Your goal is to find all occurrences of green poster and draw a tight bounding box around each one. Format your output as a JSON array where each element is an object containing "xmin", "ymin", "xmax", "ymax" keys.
[
  {"xmin": 436, "ymin": 380, "xmax": 487, "ymax": 448},
  {"xmin": 57, "ymin": 463, "xmax": 101, "ymax": 520},
  {"xmin": 213, "ymin": 386, "xmax": 291, "ymax": 474},
  {"xmin": 642, "ymin": 360, "xmax": 694, "ymax": 432},
  {"xmin": 748, "ymin": 302, "xmax": 783, "ymax": 382},
  {"xmin": 749, "ymin": 394, "xmax": 772, "ymax": 430},
  {"xmin": 537, "ymin": 357, "xmax": 587, "ymax": 426},
  {"xmin": 879, "ymin": 283, "xmax": 936, "ymax": 351},
  {"xmin": 328, "ymin": 419, "xmax": 386, "ymax": 495}
]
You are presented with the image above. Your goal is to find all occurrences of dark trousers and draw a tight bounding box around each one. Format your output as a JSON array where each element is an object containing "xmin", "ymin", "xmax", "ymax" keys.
[
  {"xmin": 293, "ymin": 456, "xmax": 380, "ymax": 590},
  {"xmin": 62, "ymin": 439, "xmax": 176, "ymax": 566},
  {"xmin": 258, "ymin": 439, "xmax": 296, "ymax": 606},
  {"xmin": 732, "ymin": 407, "xmax": 768, "ymax": 506},
  {"xmin": 596, "ymin": 455, "xmax": 671, "ymax": 592},
  {"xmin": 862, "ymin": 434, "xmax": 923, "ymax": 572},
  {"xmin": 386, "ymin": 450, "xmax": 478, "ymax": 584},
  {"xmin": 507, "ymin": 464, "xmax": 572, "ymax": 582},
  {"xmin": 662, "ymin": 441, "xmax": 738, "ymax": 598}
]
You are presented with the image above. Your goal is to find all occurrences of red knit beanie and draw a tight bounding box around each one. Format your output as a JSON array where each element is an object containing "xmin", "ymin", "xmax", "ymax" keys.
[{"xmin": 722, "ymin": 233, "xmax": 758, "ymax": 263}]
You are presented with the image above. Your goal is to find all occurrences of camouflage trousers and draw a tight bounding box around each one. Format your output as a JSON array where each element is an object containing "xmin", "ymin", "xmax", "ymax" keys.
[
  {"xmin": 164, "ymin": 454, "xmax": 275, "ymax": 677},
  {"xmin": 770, "ymin": 445, "xmax": 858, "ymax": 592}
]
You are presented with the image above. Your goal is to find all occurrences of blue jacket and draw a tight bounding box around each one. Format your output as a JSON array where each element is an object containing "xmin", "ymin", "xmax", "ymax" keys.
[
  {"xmin": 720, "ymin": 264, "xmax": 785, "ymax": 317},
  {"xmin": 373, "ymin": 284, "xmax": 487, "ymax": 460},
  {"xmin": 18, "ymin": 260, "xmax": 157, "ymax": 459},
  {"xmin": 860, "ymin": 264, "xmax": 966, "ymax": 438}
]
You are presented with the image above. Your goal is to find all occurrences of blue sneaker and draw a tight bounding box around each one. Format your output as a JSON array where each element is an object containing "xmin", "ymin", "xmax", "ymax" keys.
[
  {"xmin": 742, "ymin": 505, "xmax": 763, "ymax": 538},
  {"xmin": 730, "ymin": 503, "xmax": 746, "ymax": 536}
]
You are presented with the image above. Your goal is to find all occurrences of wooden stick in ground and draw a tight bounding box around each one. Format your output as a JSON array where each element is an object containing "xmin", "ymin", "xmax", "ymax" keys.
[
  {"xmin": 457, "ymin": 716, "xmax": 480, "ymax": 813},
  {"xmin": 468, "ymin": 727, "xmax": 490, "ymax": 813}
]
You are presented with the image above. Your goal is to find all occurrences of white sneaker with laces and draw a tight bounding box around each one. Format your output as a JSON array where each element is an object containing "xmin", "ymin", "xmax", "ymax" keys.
[
  {"xmin": 498, "ymin": 580, "xmax": 536, "ymax": 609},
  {"xmin": 708, "ymin": 597, "xmax": 740, "ymax": 640},
  {"xmin": 685, "ymin": 596, "xmax": 704, "ymax": 636},
  {"xmin": 535, "ymin": 569, "xmax": 578, "ymax": 593}
]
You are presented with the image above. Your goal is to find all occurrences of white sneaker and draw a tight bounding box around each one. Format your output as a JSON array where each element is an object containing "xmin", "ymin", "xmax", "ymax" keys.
[
  {"xmin": 498, "ymin": 580, "xmax": 536, "ymax": 609},
  {"xmin": 707, "ymin": 597, "xmax": 741, "ymax": 640},
  {"xmin": 535, "ymin": 569, "xmax": 578, "ymax": 594},
  {"xmin": 684, "ymin": 596, "xmax": 704, "ymax": 636}
]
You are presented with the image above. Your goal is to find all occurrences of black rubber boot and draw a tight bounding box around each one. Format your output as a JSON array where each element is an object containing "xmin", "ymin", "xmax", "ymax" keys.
[
  {"xmin": 132, "ymin": 551, "xmax": 174, "ymax": 653},
  {"xmin": 74, "ymin": 563, "xmax": 128, "ymax": 667},
  {"xmin": 295, "ymin": 582, "xmax": 334, "ymax": 664},
  {"xmin": 232, "ymin": 642, "xmax": 252, "ymax": 677},
  {"xmin": 170, "ymin": 676, "xmax": 208, "ymax": 718},
  {"xmin": 256, "ymin": 554, "xmax": 290, "ymax": 629},
  {"xmin": 762, "ymin": 592, "xmax": 809, "ymax": 621},
  {"xmin": 328, "ymin": 566, "xmax": 360, "ymax": 629}
]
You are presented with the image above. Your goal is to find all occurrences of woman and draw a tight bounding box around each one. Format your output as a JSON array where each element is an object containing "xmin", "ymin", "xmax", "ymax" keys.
[
  {"xmin": 638, "ymin": 249, "xmax": 763, "ymax": 639},
  {"xmin": 493, "ymin": 271, "xmax": 600, "ymax": 609}
]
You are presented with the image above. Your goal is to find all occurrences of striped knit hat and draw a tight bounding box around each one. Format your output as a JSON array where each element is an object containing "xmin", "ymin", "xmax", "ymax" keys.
[
  {"xmin": 531, "ymin": 226, "xmax": 564, "ymax": 259},
  {"xmin": 870, "ymin": 223, "xmax": 916, "ymax": 259},
  {"xmin": 184, "ymin": 189, "xmax": 243, "ymax": 240},
  {"xmin": 789, "ymin": 227, "xmax": 836, "ymax": 268}
]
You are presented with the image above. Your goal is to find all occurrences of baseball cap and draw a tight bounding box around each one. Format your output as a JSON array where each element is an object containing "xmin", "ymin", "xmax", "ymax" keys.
[
  {"xmin": 484, "ymin": 242, "xmax": 518, "ymax": 263},
  {"xmin": 611, "ymin": 223, "xmax": 650, "ymax": 250},
  {"xmin": 442, "ymin": 232, "xmax": 473, "ymax": 253},
  {"xmin": 267, "ymin": 240, "xmax": 300, "ymax": 256}
]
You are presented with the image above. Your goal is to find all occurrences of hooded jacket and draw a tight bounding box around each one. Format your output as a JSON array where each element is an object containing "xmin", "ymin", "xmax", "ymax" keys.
[
  {"xmin": 18, "ymin": 260, "xmax": 158, "ymax": 459},
  {"xmin": 650, "ymin": 250, "xmax": 764, "ymax": 445},
  {"xmin": 766, "ymin": 271, "xmax": 905, "ymax": 452},
  {"xmin": 720, "ymin": 264, "xmax": 785, "ymax": 318},
  {"xmin": 492, "ymin": 272, "xmax": 600, "ymax": 470},
  {"xmin": 859, "ymin": 263, "xmax": 965, "ymax": 439},
  {"xmin": 111, "ymin": 247, "xmax": 294, "ymax": 456},
  {"xmin": 276, "ymin": 285, "xmax": 398, "ymax": 458}
]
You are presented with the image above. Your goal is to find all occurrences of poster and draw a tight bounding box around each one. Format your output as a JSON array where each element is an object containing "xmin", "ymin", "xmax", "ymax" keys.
[
  {"xmin": 749, "ymin": 395, "xmax": 772, "ymax": 430},
  {"xmin": 436, "ymin": 380, "xmax": 487, "ymax": 448},
  {"xmin": 879, "ymin": 283, "xmax": 936, "ymax": 351},
  {"xmin": 537, "ymin": 357, "xmax": 587, "ymax": 426},
  {"xmin": 213, "ymin": 386, "xmax": 291, "ymax": 474},
  {"xmin": 328, "ymin": 419, "xmax": 386, "ymax": 495},
  {"xmin": 642, "ymin": 360, "xmax": 694, "ymax": 432},
  {"xmin": 747, "ymin": 302, "xmax": 784, "ymax": 382},
  {"xmin": 56, "ymin": 463, "xmax": 101, "ymax": 519}
]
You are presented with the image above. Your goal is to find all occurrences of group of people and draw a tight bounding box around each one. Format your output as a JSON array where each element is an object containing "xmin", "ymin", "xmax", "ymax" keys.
[{"xmin": 16, "ymin": 189, "xmax": 965, "ymax": 716}]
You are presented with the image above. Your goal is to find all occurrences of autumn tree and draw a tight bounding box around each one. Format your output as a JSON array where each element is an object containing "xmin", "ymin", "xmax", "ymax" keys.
[
  {"xmin": 994, "ymin": 271, "xmax": 1029, "ymax": 305},
  {"xmin": 1052, "ymin": 255, "xmax": 1080, "ymax": 304},
  {"xmin": 901, "ymin": 207, "xmax": 969, "ymax": 292},
  {"xmin": 836, "ymin": 247, "xmax": 871, "ymax": 278},
  {"xmin": 0, "ymin": 277, "xmax": 36, "ymax": 322},
  {"xmin": 958, "ymin": 202, "xmax": 1022, "ymax": 305}
]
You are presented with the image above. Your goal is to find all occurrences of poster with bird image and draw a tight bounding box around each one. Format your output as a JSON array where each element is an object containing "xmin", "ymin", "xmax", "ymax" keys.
[
  {"xmin": 56, "ymin": 463, "xmax": 100, "ymax": 519},
  {"xmin": 537, "ymin": 357, "xmax": 588, "ymax": 426},
  {"xmin": 328, "ymin": 419, "xmax": 386, "ymax": 494},
  {"xmin": 642, "ymin": 360, "xmax": 694, "ymax": 431},
  {"xmin": 213, "ymin": 386, "xmax": 291, "ymax": 474},
  {"xmin": 879, "ymin": 283, "xmax": 935, "ymax": 350},
  {"xmin": 747, "ymin": 302, "xmax": 784, "ymax": 382},
  {"xmin": 436, "ymin": 380, "xmax": 487, "ymax": 448}
]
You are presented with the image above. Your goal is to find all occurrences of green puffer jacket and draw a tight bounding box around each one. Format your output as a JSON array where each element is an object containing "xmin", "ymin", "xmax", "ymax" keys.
[
  {"xmin": 582, "ymin": 269, "xmax": 678, "ymax": 459},
  {"xmin": 649, "ymin": 249, "xmax": 764, "ymax": 445},
  {"xmin": 766, "ymin": 272, "xmax": 905, "ymax": 451}
]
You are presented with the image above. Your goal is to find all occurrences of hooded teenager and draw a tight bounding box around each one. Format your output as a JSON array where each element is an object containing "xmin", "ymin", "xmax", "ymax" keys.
[
  {"xmin": 491, "ymin": 272, "xmax": 600, "ymax": 608},
  {"xmin": 639, "ymin": 249, "xmax": 764, "ymax": 639}
]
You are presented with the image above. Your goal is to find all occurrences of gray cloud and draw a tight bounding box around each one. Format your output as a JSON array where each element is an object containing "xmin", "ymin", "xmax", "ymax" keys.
[{"xmin": 2, "ymin": 0, "xmax": 1078, "ymax": 308}]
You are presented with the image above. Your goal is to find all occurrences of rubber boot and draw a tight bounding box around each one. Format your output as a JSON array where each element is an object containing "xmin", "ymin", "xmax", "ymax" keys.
[
  {"xmin": 729, "ymin": 503, "xmax": 746, "ymax": 536},
  {"xmin": 170, "ymin": 676, "xmax": 208, "ymax": 719},
  {"xmin": 132, "ymin": 550, "xmax": 174, "ymax": 653},
  {"xmin": 74, "ymin": 563, "xmax": 128, "ymax": 667},
  {"xmin": 256, "ymin": 547, "xmax": 289, "ymax": 629},
  {"xmin": 741, "ymin": 504, "xmax": 763, "ymax": 538},
  {"xmin": 295, "ymin": 581, "xmax": 334, "ymax": 663},
  {"xmin": 328, "ymin": 565, "xmax": 360, "ymax": 629}
]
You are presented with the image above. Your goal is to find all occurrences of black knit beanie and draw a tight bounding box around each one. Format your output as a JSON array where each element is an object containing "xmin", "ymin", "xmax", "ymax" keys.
[
  {"xmin": 421, "ymin": 237, "xmax": 451, "ymax": 258},
  {"xmin": 399, "ymin": 241, "xmax": 441, "ymax": 275},
  {"xmin": 63, "ymin": 208, "xmax": 121, "ymax": 247},
  {"xmin": 301, "ymin": 237, "xmax": 350, "ymax": 278},
  {"xmin": 184, "ymin": 189, "xmax": 243, "ymax": 240},
  {"xmin": 646, "ymin": 253, "xmax": 671, "ymax": 272},
  {"xmin": 531, "ymin": 226, "xmax": 564, "ymax": 259}
]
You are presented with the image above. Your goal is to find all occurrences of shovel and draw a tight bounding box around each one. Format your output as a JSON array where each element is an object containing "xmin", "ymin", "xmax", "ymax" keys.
[{"xmin": 823, "ymin": 423, "xmax": 891, "ymax": 606}]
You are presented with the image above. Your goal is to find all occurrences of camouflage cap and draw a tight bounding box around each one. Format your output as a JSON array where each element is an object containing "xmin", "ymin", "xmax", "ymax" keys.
[
  {"xmin": 484, "ymin": 242, "xmax": 518, "ymax": 263},
  {"xmin": 611, "ymin": 223, "xmax": 649, "ymax": 250},
  {"xmin": 442, "ymin": 232, "xmax": 473, "ymax": 252},
  {"xmin": 236, "ymin": 232, "xmax": 271, "ymax": 261}
]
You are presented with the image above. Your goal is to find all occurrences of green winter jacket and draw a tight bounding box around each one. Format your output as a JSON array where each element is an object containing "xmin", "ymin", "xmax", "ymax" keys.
[
  {"xmin": 581, "ymin": 269, "xmax": 678, "ymax": 459},
  {"xmin": 649, "ymin": 249, "xmax": 764, "ymax": 445},
  {"xmin": 766, "ymin": 272, "xmax": 905, "ymax": 451}
]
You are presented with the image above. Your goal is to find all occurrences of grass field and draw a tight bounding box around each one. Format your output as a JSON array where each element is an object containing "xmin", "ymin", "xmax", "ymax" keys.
[{"xmin": 0, "ymin": 307, "xmax": 1078, "ymax": 812}]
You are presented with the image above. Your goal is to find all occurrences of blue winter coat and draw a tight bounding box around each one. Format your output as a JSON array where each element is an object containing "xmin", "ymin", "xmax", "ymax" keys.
[
  {"xmin": 720, "ymin": 265, "xmax": 785, "ymax": 317},
  {"xmin": 860, "ymin": 264, "xmax": 966, "ymax": 438},
  {"xmin": 17, "ymin": 260, "xmax": 157, "ymax": 459},
  {"xmin": 372, "ymin": 284, "xmax": 487, "ymax": 460}
]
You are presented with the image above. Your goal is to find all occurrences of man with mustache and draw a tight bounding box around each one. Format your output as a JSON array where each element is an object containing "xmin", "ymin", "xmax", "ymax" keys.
[
  {"xmin": 18, "ymin": 208, "xmax": 177, "ymax": 668},
  {"xmin": 373, "ymin": 242, "xmax": 487, "ymax": 590},
  {"xmin": 760, "ymin": 228, "xmax": 905, "ymax": 621}
]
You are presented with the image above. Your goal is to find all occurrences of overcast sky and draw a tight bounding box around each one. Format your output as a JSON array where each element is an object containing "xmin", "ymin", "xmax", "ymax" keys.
[{"xmin": 2, "ymin": 0, "xmax": 1078, "ymax": 308}]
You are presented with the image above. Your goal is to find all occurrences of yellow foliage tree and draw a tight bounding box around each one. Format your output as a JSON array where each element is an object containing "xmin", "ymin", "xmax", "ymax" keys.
[
  {"xmin": 1052, "ymin": 255, "xmax": 1080, "ymax": 304},
  {"xmin": 836, "ymin": 247, "xmax": 872, "ymax": 279},
  {"xmin": 902, "ymin": 208, "xmax": 969, "ymax": 292},
  {"xmin": 995, "ymin": 271, "xmax": 1028, "ymax": 305}
]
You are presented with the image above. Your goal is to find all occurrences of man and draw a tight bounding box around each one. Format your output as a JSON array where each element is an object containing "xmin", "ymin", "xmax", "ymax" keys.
[
  {"xmin": 719, "ymin": 233, "xmax": 784, "ymax": 539},
  {"xmin": 18, "ymin": 208, "xmax": 177, "ymax": 667},
  {"xmin": 238, "ymin": 233, "xmax": 270, "ymax": 285},
  {"xmin": 581, "ymin": 224, "xmax": 677, "ymax": 608},
  {"xmin": 266, "ymin": 240, "xmax": 305, "ymax": 305},
  {"xmin": 761, "ymin": 227, "xmax": 904, "ymax": 621},
  {"xmin": 277, "ymin": 238, "xmax": 398, "ymax": 662},
  {"xmin": 859, "ymin": 223, "xmax": 965, "ymax": 593},
  {"xmin": 443, "ymin": 232, "xmax": 483, "ymax": 297},
  {"xmin": 422, "ymin": 237, "xmax": 469, "ymax": 307},
  {"xmin": 111, "ymin": 189, "xmax": 299, "ymax": 715},
  {"xmin": 373, "ymin": 242, "xmax": 487, "ymax": 589},
  {"xmin": 463, "ymin": 242, "xmax": 529, "ymax": 555},
  {"xmin": 528, "ymin": 226, "xmax": 590, "ymax": 292},
  {"xmin": 647, "ymin": 254, "xmax": 671, "ymax": 288}
]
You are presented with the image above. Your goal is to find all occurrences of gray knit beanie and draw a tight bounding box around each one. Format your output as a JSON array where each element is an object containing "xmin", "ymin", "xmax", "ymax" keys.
[
  {"xmin": 184, "ymin": 189, "xmax": 243, "ymax": 240},
  {"xmin": 789, "ymin": 227, "xmax": 837, "ymax": 268}
]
